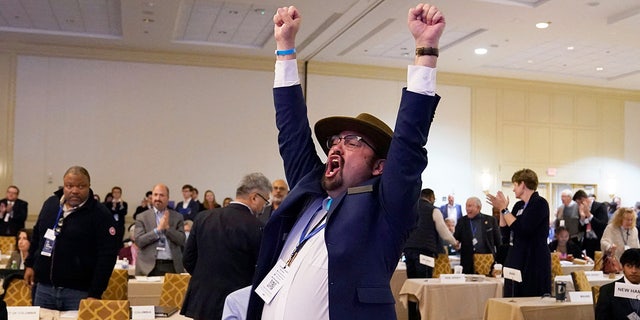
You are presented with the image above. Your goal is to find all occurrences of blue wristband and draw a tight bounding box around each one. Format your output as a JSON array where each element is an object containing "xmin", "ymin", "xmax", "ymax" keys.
[{"xmin": 275, "ymin": 48, "xmax": 296, "ymax": 56}]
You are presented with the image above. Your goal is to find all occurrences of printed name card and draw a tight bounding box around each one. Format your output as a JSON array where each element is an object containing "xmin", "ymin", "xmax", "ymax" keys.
[
  {"xmin": 6, "ymin": 306, "xmax": 39, "ymax": 320},
  {"xmin": 131, "ymin": 306, "xmax": 155, "ymax": 320},
  {"xmin": 584, "ymin": 271, "xmax": 604, "ymax": 279},
  {"xmin": 569, "ymin": 291, "xmax": 593, "ymax": 302},
  {"xmin": 440, "ymin": 274, "xmax": 466, "ymax": 283},
  {"xmin": 419, "ymin": 254, "xmax": 435, "ymax": 267},
  {"xmin": 503, "ymin": 267, "xmax": 522, "ymax": 282},
  {"xmin": 614, "ymin": 282, "xmax": 640, "ymax": 300}
]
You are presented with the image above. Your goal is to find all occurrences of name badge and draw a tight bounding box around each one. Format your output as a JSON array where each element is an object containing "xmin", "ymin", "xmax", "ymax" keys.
[
  {"xmin": 419, "ymin": 254, "xmax": 435, "ymax": 267},
  {"xmin": 614, "ymin": 282, "xmax": 640, "ymax": 300},
  {"xmin": 472, "ymin": 238, "xmax": 478, "ymax": 246},
  {"xmin": 41, "ymin": 228, "xmax": 56, "ymax": 257},
  {"xmin": 628, "ymin": 312, "xmax": 640, "ymax": 320},
  {"xmin": 255, "ymin": 260, "xmax": 290, "ymax": 304}
]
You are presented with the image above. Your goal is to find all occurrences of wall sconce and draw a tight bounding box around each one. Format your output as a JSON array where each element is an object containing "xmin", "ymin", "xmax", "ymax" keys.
[{"xmin": 481, "ymin": 171, "xmax": 492, "ymax": 194}]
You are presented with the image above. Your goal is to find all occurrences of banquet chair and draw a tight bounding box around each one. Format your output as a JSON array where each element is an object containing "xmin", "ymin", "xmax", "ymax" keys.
[
  {"xmin": 551, "ymin": 252, "xmax": 562, "ymax": 279},
  {"xmin": 570, "ymin": 270, "xmax": 590, "ymax": 291},
  {"xmin": 2, "ymin": 273, "xmax": 32, "ymax": 306},
  {"xmin": 159, "ymin": 273, "xmax": 191, "ymax": 308},
  {"xmin": 433, "ymin": 254, "xmax": 452, "ymax": 278},
  {"xmin": 0, "ymin": 236, "xmax": 16, "ymax": 254},
  {"xmin": 101, "ymin": 268, "xmax": 128, "ymax": 300},
  {"xmin": 592, "ymin": 285, "xmax": 601, "ymax": 306},
  {"xmin": 594, "ymin": 251, "xmax": 603, "ymax": 271},
  {"xmin": 77, "ymin": 299, "xmax": 130, "ymax": 320},
  {"xmin": 473, "ymin": 253, "xmax": 494, "ymax": 276}
]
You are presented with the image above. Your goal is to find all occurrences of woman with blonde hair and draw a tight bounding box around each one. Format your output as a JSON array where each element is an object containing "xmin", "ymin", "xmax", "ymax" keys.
[
  {"xmin": 201, "ymin": 190, "xmax": 221, "ymax": 211},
  {"xmin": 601, "ymin": 207, "xmax": 639, "ymax": 261}
]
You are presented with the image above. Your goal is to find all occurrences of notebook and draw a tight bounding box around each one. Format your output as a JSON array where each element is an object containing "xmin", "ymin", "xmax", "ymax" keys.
[{"xmin": 154, "ymin": 306, "xmax": 179, "ymax": 317}]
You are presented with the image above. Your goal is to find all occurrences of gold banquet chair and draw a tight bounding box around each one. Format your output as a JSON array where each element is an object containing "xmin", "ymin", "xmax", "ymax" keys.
[
  {"xmin": 77, "ymin": 299, "xmax": 130, "ymax": 320},
  {"xmin": 551, "ymin": 252, "xmax": 563, "ymax": 279},
  {"xmin": 592, "ymin": 285, "xmax": 601, "ymax": 306},
  {"xmin": 433, "ymin": 254, "xmax": 452, "ymax": 278},
  {"xmin": 570, "ymin": 270, "xmax": 590, "ymax": 291},
  {"xmin": 101, "ymin": 268, "xmax": 128, "ymax": 300},
  {"xmin": 159, "ymin": 273, "xmax": 191, "ymax": 308},
  {"xmin": 0, "ymin": 236, "xmax": 16, "ymax": 254},
  {"xmin": 473, "ymin": 253, "xmax": 494, "ymax": 276},
  {"xmin": 3, "ymin": 275, "xmax": 32, "ymax": 306},
  {"xmin": 594, "ymin": 251, "xmax": 603, "ymax": 271}
]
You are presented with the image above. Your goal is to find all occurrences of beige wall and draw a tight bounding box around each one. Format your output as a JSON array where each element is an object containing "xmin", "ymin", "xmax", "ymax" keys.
[{"xmin": 1, "ymin": 42, "xmax": 640, "ymax": 229}]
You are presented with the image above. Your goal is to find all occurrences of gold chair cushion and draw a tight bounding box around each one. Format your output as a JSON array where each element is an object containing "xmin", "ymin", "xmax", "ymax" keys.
[
  {"xmin": 571, "ymin": 270, "xmax": 590, "ymax": 292},
  {"xmin": 3, "ymin": 278, "xmax": 32, "ymax": 306},
  {"xmin": 77, "ymin": 299, "xmax": 130, "ymax": 320},
  {"xmin": 0, "ymin": 236, "xmax": 16, "ymax": 254},
  {"xmin": 594, "ymin": 251, "xmax": 603, "ymax": 271},
  {"xmin": 592, "ymin": 285, "xmax": 601, "ymax": 305},
  {"xmin": 159, "ymin": 273, "xmax": 191, "ymax": 308},
  {"xmin": 433, "ymin": 254, "xmax": 452, "ymax": 278},
  {"xmin": 551, "ymin": 252, "xmax": 563, "ymax": 279}
]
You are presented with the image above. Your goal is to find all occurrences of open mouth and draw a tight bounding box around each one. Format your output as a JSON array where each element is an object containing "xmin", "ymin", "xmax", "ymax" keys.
[{"xmin": 325, "ymin": 155, "xmax": 342, "ymax": 178}]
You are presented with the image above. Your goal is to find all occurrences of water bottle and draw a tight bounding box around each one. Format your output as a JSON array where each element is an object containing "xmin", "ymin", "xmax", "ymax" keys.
[
  {"xmin": 122, "ymin": 258, "xmax": 129, "ymax": 270},
  {"xmin": 10, "ymin": 260, "xmax": 17, "ymax": 270}
]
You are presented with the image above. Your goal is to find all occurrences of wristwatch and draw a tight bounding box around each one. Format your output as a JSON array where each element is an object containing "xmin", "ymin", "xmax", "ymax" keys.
[
  {"xmin": 501, "ymin": 208, "xmax": 510, "ymax": 215},
  {"xmin": 415, "ymin": 47, "xmax": 439, "ymax": 57}
]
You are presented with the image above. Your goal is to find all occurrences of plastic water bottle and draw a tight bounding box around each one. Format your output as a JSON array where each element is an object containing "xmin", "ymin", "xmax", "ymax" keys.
[
  {"xmin": 10, "ymin": 260, "xmax": 17, "ymax": 270},
  {"xmin": 122, "ymin": 258, "xmax": 129, "ymax": 270}
]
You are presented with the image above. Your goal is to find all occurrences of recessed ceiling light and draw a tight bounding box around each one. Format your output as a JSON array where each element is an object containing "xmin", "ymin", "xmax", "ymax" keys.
[
  {"xmin": 567, "ymin": 46, "xmax": 575, "ymax": 50},
  {"xmin": 527, "ymin": 60, "xmax": 534, "ymax": 64},
  {"xmin": 474, "ymin": 48, "xmax": 488, "ymax": 55},
  {"xmin": 402, "ymin": 53, "xmax": 409, "ymax": 57},
  {"xmin": 596, "ymin": 67, "xmax": 604, "ymax": 71},
  {"xmin": 254, "ymin": 9, "xmax": 265, "ymax": 15},
  {"xmin": 535, "ymin": 22, "xmax": 550, "ymax": 29},
  {"xmin": 145, "ymin": 1, "xmax": 155, "ymax": 7}
]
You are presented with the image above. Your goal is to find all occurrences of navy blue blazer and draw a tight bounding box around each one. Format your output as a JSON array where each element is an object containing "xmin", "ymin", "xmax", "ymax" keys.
[
  {"xmin": 247, "ymin": 85, "xmax": 439, "ymax": 320},
  {"xmin": 595, "ymin": 278, "xmax": 640, "ymax": 319},
  {"xmin": 440, "ymin": 203, "xmax": 463, "ymax": 221}
]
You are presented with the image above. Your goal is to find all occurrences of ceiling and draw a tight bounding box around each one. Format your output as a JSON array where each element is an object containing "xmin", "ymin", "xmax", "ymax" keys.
[{"xmin": 1, "ymin": 0, "xmax": 639, "ymax": 90}]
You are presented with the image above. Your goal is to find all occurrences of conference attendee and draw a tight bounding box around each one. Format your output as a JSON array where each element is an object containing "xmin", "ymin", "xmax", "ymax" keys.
[
  {"xmin": 601, "ymin": 207, "xmax": 639, "ymax": 261},
  {"xmin": 183, "ymin": 220, "xmax": 193, "ymax": 240},
  {"xmin": 0, "ymin": 185, "xmax": 28, "ymax": 236},
  {"xmin": 222, "ymin": 197, "xmax": 232, "ymax": 207},
  {"xmin": 486, "ymin": 168, "xmax": 551, "ymax": 297},
  {"xmin": 135, "ymin": 184, "xmax": 186, "ymax": 276},
  {"xmin": 257, "ymin": 179, "xmax": 289, "ymax": 224},
  {"xmin": 181, "ymin": 173, "xmax": 270, "ymax": 320},
  {"xmin": 573, "ymin": 189, "xmax": 608, "ymax": 259},
  {"xmin": 106, "ymin": 186, "xmax": 128, "ymax": 246},
  {"xmin": 118, "ymin": 223, "xmax": 138, "ymax": 266},
  {"xmin": 191, "ymin": 187, "xmax": 204, "ymax": 212},
  {"xmin": 175, "ymin": 184, "xmax": 200, "ymax": 221},
  {"xmin": 134, "ymin": 191, "xmax": 153, "ymax": 219},
  {"xmin": 548, "ymin": 226, "xmax": 583, "ymax": 260},
  {"xmin": 24, "ymin": 166, "xmax": 119, "ymax": 311},
  {"xmin": 555, "ymin": 189, "xmax": 581, "ymax": 242},
  {"xmin": 403, "ymin": 188, "xmax": 456, "ymax": 320},
  {"xmin": 595, "ymin": 248, "xmax": 640, "ymax": 319},
  {"xmin": 247, "ymin": 4, "xmax": 444, "ymax": 319},
  {"xmin": 440, "ymin": 194, "xmax": 463, "ymax": 226},
  {"xmin": 454, "ymin": 197, "xmax": 501, "ymax": 274},
  {"xmin": 201, "ymin": 189, "xmax": 221, "ymax": 211},
  {"xmin": 7, "ymin": 229, "xmax": 31, "ymax": 270}
]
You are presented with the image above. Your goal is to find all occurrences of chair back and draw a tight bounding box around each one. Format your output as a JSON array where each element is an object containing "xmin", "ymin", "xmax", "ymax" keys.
[
  {"xmin": 551, "ymin": 252, "xmax": 562, "ymax": 279},
  {"xmin": 473, "ymin": 253, "xmax": 494, "ymax": 276},
  {"xmin": 594, "ymin": 251, "xmax": 603, "ymax": 271},
  {"xmin": 570, "ymin": 270, "xmax": 590, "ymax": 291},
  {"xmin": 159, "ymin": 273, "xmax": 191, "ymax": 308},
  {"xmin": 592, "ymin": 285, "xmax": 601, "ymax": 306},
  {"xmin": 2, "ymin": 275, "xmax": 32, "ymax": 306},
  {"xmin": 77, "ymin": 299, "xmax": 130, "ymax": 320},
  {"xmin": 433, "ymin": 254, "xmax": 452, "ymax": 278},
  {"xmin": 102, "ymin": 269, "xmax": 129, "ymax": 300},
  {"xmin": 0, "ymin": 236, "xmax": 16, "ymax": 254}
]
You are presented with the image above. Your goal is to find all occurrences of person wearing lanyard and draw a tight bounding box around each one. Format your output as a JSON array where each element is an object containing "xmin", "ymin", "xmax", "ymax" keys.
[
  {"xmin": 247, "ymin": 4, "xmax": 445, "ymax": 319},
  {"xmin": 24, "ymin": 166, "xmax": 119, "ymax": 311},
  {"xmin": 135, "ymin": 184, "xmax": 185, "ymax": 276},
  {"xmin": 453, "ymin": 197, "xmax": 501, "ymax": 275},
  {"xmin": 601, "ymin": 207, "xmax": 640, "ymax": 261}
]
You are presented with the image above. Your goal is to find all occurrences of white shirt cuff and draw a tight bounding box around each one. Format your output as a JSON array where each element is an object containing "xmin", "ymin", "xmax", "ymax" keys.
[
  {"xmin": 274, "ymin": 60, "xmax": 301, "ymax": 88},
  {"xmin": 407, "ymin": 65, "xmax": 437, "ymax": 96}
]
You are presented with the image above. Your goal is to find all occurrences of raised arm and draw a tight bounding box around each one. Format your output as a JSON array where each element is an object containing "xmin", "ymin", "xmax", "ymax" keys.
[
  {"xmin": 408, "ymin": 3, "xmax": 445, "ymax": 68},
  {"xmin": 274, "ymin": 6, "xmax": 301, "ymax": 62}
]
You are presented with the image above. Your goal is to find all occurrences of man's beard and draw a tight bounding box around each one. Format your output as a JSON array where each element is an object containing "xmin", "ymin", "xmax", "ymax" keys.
[{"xmin": 321, "ymin": 171, "xmax": 342, "ymax": 192}]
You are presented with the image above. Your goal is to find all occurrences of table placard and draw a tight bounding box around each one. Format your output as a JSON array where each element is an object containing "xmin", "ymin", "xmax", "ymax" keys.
[
  {"xmin": 131, "ymin": 305, "xmax": 155, "ymax": 319},
  {"xmin": 6, "ymin": 306, "xmax": 39, "ymax": 320},
  {"xmin": 439, "ymin": 274, "xmax": 466, "ymax": 283},
  {"xmin": 419, "ymin": 254, "xmax": 435, "ymax": 267},
  {"xmin": 569, "ymin": 291, "xmax": 593, "ymax": 302},
  {"xmin": 614, "ymin": 282, "xmax": 640, "ymax": 300},
  {"xmin": 584, "ymin": 271, "xmax": 604, "ymax": 278},
  {"xmin": 503, "ymin": 267, "xmax": 522, "ymax": 282}
]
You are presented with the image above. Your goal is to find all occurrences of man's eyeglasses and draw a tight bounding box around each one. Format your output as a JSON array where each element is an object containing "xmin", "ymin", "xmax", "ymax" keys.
[
  {"xmin": 256, "ymin": 193, "xmax": 271, "ymax": 207},
  {"xmin": 326, "ymin": 134, "xmax": 377, "ymax": 153}
]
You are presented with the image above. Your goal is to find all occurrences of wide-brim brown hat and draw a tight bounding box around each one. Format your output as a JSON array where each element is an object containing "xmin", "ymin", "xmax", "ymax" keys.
[{"xmin": 314, "ymin": 113, "xmax": 393, "ymax": 158}]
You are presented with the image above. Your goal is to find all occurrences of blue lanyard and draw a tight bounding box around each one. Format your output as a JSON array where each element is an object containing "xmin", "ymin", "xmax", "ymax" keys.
[
  {"xmin": 287, "ymin": 198, "xmax": 332, "ymax": 266},
  {"xmin": 51, "ymin": 206, "xmax": 64, "ymax": 236},
  {"xmin": 469, "ymin": 218, "xmax": 477, "ymax": 237}
]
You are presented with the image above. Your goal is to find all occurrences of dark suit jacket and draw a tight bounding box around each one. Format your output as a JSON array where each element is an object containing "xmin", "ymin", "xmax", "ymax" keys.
[
  {"xmin": 181, "ymin": 204, "xmax": 263, "ymax": 320},
  {"xmin": 454, "ymin": 214, "xmax": 501, "ymax": 274},
  {"xmin": 595, "ymin": 278, "xmax": 640, "ymax": 320},
  {"xmin": 440, "ymin": 203, "xmax": 463, "ymax": 221},
  {"xmin": 0, "ymin": 198, "xmax": 28, "ymax": 236},
  {"xmin": 590, "ymin": 201, "xmax": 609, "ymax": 239},
  {"xmin": 247, "ymin": 85, "xmax": 439, "ymax": 320}
]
